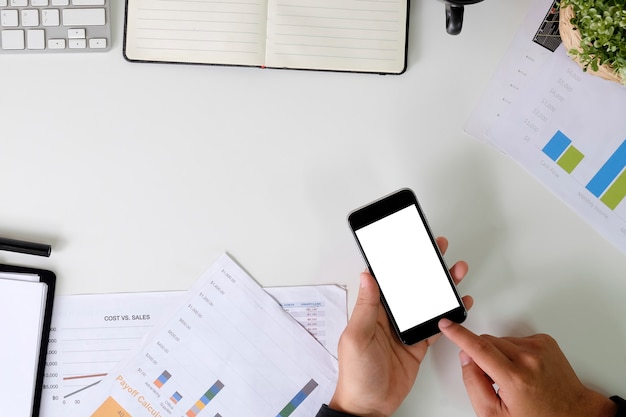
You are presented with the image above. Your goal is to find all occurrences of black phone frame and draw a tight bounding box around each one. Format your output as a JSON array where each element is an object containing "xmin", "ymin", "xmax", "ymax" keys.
[{"xmin": 348, "ymin": 188, "xmax": 466, "ymax": 345}]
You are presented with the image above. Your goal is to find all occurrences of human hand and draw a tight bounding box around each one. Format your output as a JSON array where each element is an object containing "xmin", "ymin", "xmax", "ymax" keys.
[
  {"xmin": 329, "ymin": 237, "xmax": 472, "ymax": 417},
  {"xmin": 438, "ymin": 320, "xmax": 618, "ymax": 417}
]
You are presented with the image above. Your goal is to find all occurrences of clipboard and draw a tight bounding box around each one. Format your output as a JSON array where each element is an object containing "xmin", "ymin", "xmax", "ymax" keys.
[{"xmin": 0, "ymin": 264, "xmax": 56, "ymax": 417}]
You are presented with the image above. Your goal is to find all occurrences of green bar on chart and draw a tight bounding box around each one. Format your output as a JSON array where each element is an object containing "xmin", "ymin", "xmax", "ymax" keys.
[
  {"xmin": 557, "ymin": 146, "xmax": 584, "ymax": 173},
  {"xmin": 600, "ymin": 169, "xmax": 626, "ymax": 210},
  {"xmin": 276, "ymin": 379, "xmax": 318, "ymax": 417}
]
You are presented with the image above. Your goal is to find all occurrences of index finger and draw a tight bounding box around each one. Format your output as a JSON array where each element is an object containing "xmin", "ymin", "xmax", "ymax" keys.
[
  {"xmin": 435, "ymin": 236, "xmax": 449, "ymax": 255},
  {"xmin": 438, "ymin": 319, "xmax": 514, "ymax": 381}
]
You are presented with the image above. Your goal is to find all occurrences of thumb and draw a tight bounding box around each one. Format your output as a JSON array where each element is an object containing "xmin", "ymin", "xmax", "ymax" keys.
[
  {"xmin": 459, "ymin": 351, "xmax": 502, "ymax": 417},
  {"xmin": 345, "ymin": 272, "xmax": 380, "ymax": 341}
]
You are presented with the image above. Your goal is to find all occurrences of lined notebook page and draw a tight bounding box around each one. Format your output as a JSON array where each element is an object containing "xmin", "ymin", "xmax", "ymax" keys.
[
  {"xmin": 265, "ymin": 0, "xmax": 408, "ymax": 73},
  {"xmin": 125, "ymin": 0, "xmax": 268, "ymax": 66}
]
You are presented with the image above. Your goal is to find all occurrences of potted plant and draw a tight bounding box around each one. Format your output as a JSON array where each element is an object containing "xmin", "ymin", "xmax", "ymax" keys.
[{"xmin": 559, "ymin": 0, "xmax": 626, "ymax": 86}]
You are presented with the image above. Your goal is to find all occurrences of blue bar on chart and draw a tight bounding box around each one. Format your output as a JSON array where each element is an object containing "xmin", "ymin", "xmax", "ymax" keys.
[
  {"xmin": 185, "ymin": 380, "xmax": 224, "ymax": 417},
  {"xmin": 276, "ymin": 379, "xmax": 319, "ymax": 417},
  {"xmin": 154, "ymin": 370, "xmax": 172, "ymax": 389},
  {"xmin": 170, "ymin": 391, "xmax": 183, "ymax": 404},
  {"xmin": 543, "ymin": 130, "xmax": 572, "ymax": 160},
  {"xmin": 586, "ymin": 140, "xmax": 626, "ymax": 198}
]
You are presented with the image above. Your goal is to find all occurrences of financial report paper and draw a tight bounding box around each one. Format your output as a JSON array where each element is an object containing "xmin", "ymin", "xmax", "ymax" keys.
[{"xmin": 58, "ymin": 254, "xmax": 339, "ymax": 417}]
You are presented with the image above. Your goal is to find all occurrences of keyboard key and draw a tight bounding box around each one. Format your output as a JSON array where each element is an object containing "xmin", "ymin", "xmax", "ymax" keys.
[
  {"xmin": 1, "ymin": 9, "xmax": 19, "ymax": 27},
  {"xmin": 21, "ymin": 10, "xmax": 40, "ymax": 27},
  {"xmin": 62, "ymin": 8, "xmax": 105, "ymax": 26},
  {"xmin": 47, "ymin": 38, "xmax": 65, "ymax": 48},
  {"xmin": 72, "ymin": 0, "xmax": 105, "ymax": 5},
  {"xmin": 31, "ymin": 0, "xmax": 49, "ymax": 6},
  {"xmin": 1, "ymin": 29, "xmax": 24, "ymax": 49},
  {"xmin": 67, "ymin": 28, "xmax": 85, "ymax": 38},
  {"xmin": 27, "ymin": 29, "xmax": 45, "ymax": 49},
  {"xmin": 88, "ymin": 37, "xmax": 105, "ymax": 48},
  {"xmin": 10, "ymin": 0, "xmax": 28, "ymax": 6},
  {"xmin": 68, "ymin": 38, "xmax": 85, "ymax": 48},
  {"xmin": 42, "ymin": 9, "xmax": 60, "ymax": 26}
]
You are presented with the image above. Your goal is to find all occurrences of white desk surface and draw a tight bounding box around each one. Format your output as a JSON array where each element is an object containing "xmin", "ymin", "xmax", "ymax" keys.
[{"xmin": 2, "ymin": 1, "xmax": 626, "ymax": 415}]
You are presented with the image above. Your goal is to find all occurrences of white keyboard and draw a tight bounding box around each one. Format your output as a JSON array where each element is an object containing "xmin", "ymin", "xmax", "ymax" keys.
[{"xmin": 0, "ymin": 0, "xmax": 110, "ymax": 53}]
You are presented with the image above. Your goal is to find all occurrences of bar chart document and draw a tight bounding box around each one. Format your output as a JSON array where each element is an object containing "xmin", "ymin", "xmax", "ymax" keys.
[
  {"xmin": 464, "ymin": 0, "xmax": 561, "ymax": 142},
  {"xmin": 40, "ymin": 291, "xmax": 185, "ymax": 417},
  {"xmin": 41, "ymin": 285, "xmax": 345, "ymax": 417},
  {"xmin": 464, "ymin": 0, "xmax": 626, "ymax": 253},
  {"xmin": 488, "ymin": 46, "xmax": 626, "ymax": 253},
  {"xmin": 79, "ymin": 254, "xmax": 338, "ymax": 417}
]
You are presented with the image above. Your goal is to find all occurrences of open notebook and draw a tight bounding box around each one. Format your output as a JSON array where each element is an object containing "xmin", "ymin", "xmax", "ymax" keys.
[
  {"xmin": 123, "ymin": 0, "xmax": 410, "ymax": 74},
  {"xmin": 0, "ymin": 265, "xmax": 56, "ymax": 417}
]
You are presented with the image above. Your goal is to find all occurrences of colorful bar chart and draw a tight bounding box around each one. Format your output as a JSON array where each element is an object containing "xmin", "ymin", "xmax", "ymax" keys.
[
  {"xmin": 185, "ymin": 380, "xmax": 225, "ymax": 417},
  {"xmin": 276, "ymin": 379, "xmax": 319, "ymax": 417},
  {"xmin": 542, "ymin": 130, "xmax": 585, "ymax": 173},
  {"xmin": 586, "ymin": 140, "xmax": 626, "ymax": 210},
  {"xmin": 543, "ymin": 131, "xmax": 626, "ymax": 211},
  {"xmin": 83, "ymin": 255, "xmax": 338, "ymax": 417},
  {"xmin": 154, "ymin": 370, "xmax": 172, "ymax": 388},
  {"xmin": 170, "ymin": 391, "xmax": 183, "ymax": 404}
]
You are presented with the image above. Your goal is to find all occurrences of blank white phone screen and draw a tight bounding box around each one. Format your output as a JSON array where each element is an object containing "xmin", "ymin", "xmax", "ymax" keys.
[{"xmin": 355, "ymin": 205, "xmax": 459, "ymax": 332}]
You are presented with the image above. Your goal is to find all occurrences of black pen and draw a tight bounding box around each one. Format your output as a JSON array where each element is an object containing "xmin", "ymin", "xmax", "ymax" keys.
[{"xmin": 0, "ymin": 236, "xmax": 51, "ymax": 257}]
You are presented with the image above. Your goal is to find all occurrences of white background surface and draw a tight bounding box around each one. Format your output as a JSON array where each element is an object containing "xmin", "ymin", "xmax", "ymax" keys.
[{"xmin": 2, "ymin": 0, "xmax": 626, "ymax": 416}]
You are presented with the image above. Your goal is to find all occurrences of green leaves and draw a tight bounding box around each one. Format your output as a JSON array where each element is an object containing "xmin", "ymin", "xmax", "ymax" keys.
[{"xmin": 561, "ymin": 0, "xmax": 626, "ymax": 85}]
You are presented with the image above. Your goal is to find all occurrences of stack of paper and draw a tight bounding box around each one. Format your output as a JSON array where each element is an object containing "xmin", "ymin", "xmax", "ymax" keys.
[{"xmin": 41, "ymin": 254, "xmax": 343, "ymax": 417}]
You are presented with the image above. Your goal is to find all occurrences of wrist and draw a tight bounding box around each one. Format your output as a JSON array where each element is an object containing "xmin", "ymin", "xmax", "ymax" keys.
[{"xmin": 580, "ymin": 389, "xmax": 618, "ymax": 417}]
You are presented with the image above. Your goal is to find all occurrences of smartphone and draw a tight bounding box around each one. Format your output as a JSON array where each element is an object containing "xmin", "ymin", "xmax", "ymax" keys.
[{"xmin": 348, "ymin": 188, "xmax": 466, "ymax": 345}]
